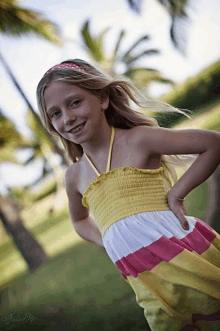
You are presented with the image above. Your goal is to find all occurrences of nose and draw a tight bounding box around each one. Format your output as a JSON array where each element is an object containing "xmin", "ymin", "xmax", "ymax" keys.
[{"xmin": 63, "ymin": 109, "xmax": 76, "ymax": 126}]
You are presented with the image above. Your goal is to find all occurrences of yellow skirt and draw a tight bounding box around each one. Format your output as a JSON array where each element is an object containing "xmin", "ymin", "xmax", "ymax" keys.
[{"xmin": 103, "ymin": 211, "xmax": 220, "ymax": 331}]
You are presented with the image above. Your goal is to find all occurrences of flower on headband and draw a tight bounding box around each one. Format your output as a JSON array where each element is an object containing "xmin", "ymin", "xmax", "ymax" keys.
[{"xmin": 43, "ymin": 63, "xmax": 85, "ymax": 77}]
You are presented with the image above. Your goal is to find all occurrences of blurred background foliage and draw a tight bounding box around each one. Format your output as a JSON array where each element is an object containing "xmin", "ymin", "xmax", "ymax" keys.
[
  {"xmin": 156, "ymin": 58, "xmax": 220, "ymax": 127},
  {"xmin": 126, "ymin": 0, "xmax": 190, "ymax": 55},
  {"xmin": 80, "ymin": 18, "xmax": 173, "ymax": 91}
]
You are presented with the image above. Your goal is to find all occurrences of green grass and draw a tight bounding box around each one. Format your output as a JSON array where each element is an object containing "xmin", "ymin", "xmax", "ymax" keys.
[
  {"xmin": 1, "ymin": 103, "xmax": 220, "ymax": 330},
  {"xmin": 0, "ymin": 195, "xmax": 149, "ymax": 330},
  {"xmin": 0, "ymin": 224, "xmax": 148, "ymax": 330}
]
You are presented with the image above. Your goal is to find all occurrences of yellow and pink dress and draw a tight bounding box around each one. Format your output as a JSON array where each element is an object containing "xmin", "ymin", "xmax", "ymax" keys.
[{"xmin": 82, "ymin": 126, "xmax": 220, "ymax": 331}]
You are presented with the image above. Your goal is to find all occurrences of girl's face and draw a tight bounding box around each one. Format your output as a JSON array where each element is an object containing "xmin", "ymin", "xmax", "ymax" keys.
[{"xmin": 44, "ymin": 81, "xmax": 109, "ymax": 143}]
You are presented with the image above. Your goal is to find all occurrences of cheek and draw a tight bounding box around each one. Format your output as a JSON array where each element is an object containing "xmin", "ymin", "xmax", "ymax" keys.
[
  {"xmin": 49, "ymin": 119, "xmax": 56, "ymax": 129},
  {"xmin": 47, "ymin": 118, "xmax": 56, "ymax": 131},
  {"xmin": 50, "ymin": 119, "xmax": 62, "ymax": 133}
]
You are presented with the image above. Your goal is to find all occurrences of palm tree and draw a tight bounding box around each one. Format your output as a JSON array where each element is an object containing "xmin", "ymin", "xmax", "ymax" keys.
[
  {"xmin": 0, "ymin": 0, "xmax": 60, "ymax": 43},
  {"xmin": 0, "ymin": 110, "xmax": 49, "ymax": 272},
  {"xmin": 0, "ymin": 0, "xmax": 69, "ymax": 167},
  {"xmin": 0, "ymin": 1, "xmax": 70, "ymax": 273},
  {"xmin": 24, "ymin": 111, "xmax": 68, "ymax": 212},
  {"xmin": 0, "ymin": 53, "xmax": 69, "ymax": 167},
  {"xmin": 126, "ymin": 0, "xmax": 190, "ymax": 55},
  {"xmin": 80, "ymin": 19, "xmax": 173, "ymax": 93}
]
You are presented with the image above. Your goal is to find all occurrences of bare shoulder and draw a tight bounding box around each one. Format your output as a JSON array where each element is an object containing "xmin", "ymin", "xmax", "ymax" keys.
[
  {"xmin": 65, "ymin": 161, "xmax": 89, "ymax": 222},
  {"xmin": 129, "ymin": 125, "xmax": 219, "ymax": 155},
  {"xmin": 65, "ymin": 163, "xmax": 77, "ymax": 187},
  {"xmin": 127, "ymin": 125, "xmax": 152, "ymax": 139},
  {"xmin": 64, "ymin": 162, "xmax": 81, "ymax": 195},
  {"xmin": 126, "ymin": 125, "xmax": 156, "ymax": 149}
]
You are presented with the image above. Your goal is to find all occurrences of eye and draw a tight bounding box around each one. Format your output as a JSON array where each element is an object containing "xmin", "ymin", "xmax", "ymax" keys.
[
  {"xmin": 51, "ymin": 110, "xmax": 60, "ymax": 118},
  {"xmin": 70, "ymin": 100, "xmax": 81, "ymax": 107}
]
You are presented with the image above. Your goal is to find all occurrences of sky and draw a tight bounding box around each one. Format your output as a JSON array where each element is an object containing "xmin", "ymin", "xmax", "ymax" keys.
[{"xmin": 0, "ymin": 0, "xmax": 220, "ymax": 194}]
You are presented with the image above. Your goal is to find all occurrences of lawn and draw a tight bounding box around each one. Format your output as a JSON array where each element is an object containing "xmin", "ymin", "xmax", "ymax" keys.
[{"xmin": 0, "ymin": 103, "xmax": 220, "ymax": 331}]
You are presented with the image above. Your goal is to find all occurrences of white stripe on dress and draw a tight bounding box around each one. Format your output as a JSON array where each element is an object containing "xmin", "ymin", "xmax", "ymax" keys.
[{"xmin": 103, "ymin": 210, "xmax": 196, "ymax": 264}]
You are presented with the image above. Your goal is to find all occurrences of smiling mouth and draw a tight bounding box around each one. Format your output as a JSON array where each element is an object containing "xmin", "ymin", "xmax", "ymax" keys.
[{"xmin": 68, "ymin": 122, "xmax": 86, "ymax": 133}]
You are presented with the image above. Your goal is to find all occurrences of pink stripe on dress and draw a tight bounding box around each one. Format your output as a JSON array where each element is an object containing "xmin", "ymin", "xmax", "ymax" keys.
[{"xmin": 104, "ymin": 215, "xmax": 216, "ymax": 279}]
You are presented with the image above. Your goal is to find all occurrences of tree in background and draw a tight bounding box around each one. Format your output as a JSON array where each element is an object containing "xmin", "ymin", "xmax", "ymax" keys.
[
  {"xmin": 80, "ymin": 19, "xmax": 173, "ymax": 95},
  {"xmin": 0, "ymin": 0, "xmax": 70, "ymax": 166},
  {"xmin": 25, "ymin": 111, "xmax": 67, "ymax": 211},
  {"xmin": 0, "ymin": 110, "xmax": 49, "ymax": 272},
  {"xmin": 126, "ymin": 0, "xmax": 190, "ymax": 55},
  {"xmin": 0, "ymin": 0, "xmax": 71, "ymax": 272}
]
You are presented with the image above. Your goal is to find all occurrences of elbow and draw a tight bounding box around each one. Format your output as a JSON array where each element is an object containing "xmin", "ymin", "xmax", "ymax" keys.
[
  {"xmin": 207, "ymin": 135, "xmax": 220, "ymax": 165},
  {"xmin": 210, "ymin": 134, "xmax": 220, "ymax": 152},
  {"xmin": 212, "ymin": 131, "xmax": 220, "ymax": 143},
  {"xmin": 205, "ymin": 132, "xmax": 220, "ymax": 152}
]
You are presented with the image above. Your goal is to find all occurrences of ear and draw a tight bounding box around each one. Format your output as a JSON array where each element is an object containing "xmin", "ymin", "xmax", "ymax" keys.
[{"xmin": 100, "ymin": 90, "xmax": 109, "ymax": 111}]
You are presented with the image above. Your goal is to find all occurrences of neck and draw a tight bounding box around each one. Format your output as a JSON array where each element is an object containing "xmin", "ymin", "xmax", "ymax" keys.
[{"xmin": 81, "ymin": 121, "xmax": 112, "ymax": 157}]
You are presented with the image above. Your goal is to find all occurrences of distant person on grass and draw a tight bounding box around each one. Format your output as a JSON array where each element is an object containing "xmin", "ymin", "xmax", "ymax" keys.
[{"xmin": 37, "ymin": 59, "xmax": 220, "ymax": 331}]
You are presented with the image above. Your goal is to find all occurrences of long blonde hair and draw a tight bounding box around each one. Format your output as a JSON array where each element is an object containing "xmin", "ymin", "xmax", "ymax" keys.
[{"xmin": 36, "ymin": 59, "xmax": 196, "ymax": 193}]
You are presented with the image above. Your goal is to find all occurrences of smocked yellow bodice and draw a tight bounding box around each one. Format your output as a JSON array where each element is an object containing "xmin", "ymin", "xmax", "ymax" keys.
[{"xmin": 82, "ymin": 126, "xmax": 170, "ymax": 238}]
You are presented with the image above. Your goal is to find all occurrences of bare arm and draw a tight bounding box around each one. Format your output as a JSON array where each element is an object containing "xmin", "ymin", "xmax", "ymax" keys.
[
  {"xmin": 65, "ymin": 165, "xmax": 104, "ymax": 248},
  {"xmin": 138, "ymin": 126, "xmax": 220, "ymax": 199},
  {"xmin": 73, "ymin": 216, "xmax": 104, "ymax": 247}
]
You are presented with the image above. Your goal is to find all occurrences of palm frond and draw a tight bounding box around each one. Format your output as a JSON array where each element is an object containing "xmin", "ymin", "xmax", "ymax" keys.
[
  {"xmin": 81, "ymin": 19, "xmax": 105, "ymax": 62},
  {"xmin": 170, "ymin": 11, "xmax": 190, "ymax": 56},
  {"xmin": 126, "ymin": 0, "xmax": 192, "ymax": 55},
  {"xmin": 13, "ymin": 140, "xmax": 37, "ymax": 150},
  {"xmin": 21, "ymin": 145, "xmax": 45, "ymax": 165},
  {"xmin": 30, "ymin": 164, "xmax": 53, "ymax": 186},
  {"xmin": 150, "ymin": 75, "xmax": 174, "ymax": 85},
  {"xmin": 158, "ymin": 0, "xmax": 189, "ymax": 17},
  {"xmin": 124, "ymin": 67, "xmax": 174, "ymax": 88},
  {"xmin": 156, "ymin": 0, "xmax": 191, "ymax": 55},
  {"xmin": 0, "ymin": 2, "xmax": 61, "ymax": 45},
  {"xmin": 0, "ymin": 110, "xmax": 22, "ymax": 148},
  {"xmin": 97, "ymin": 26, "xmax": 111, "ymax": 51},
  {"xmin": 25, "ymin": 111, "xmax": 54, "ymax": 151},
  {"xmin": 126, "ymin": 0, "xmax": 143, "ymax": 14},
  {"xmin": 122, "ymin": 34, "xmax": 150, "ymax": 61},
  {"xmin": 112, "ymin": 29, "xmax": 126, "ymax": 61},
  {"xmin": 124, "ymin": 49, "xmax": 159, "ymax": 65},
  {"xmin": 124, "ymin": 67, "xmax": 159, "ymax": 78},
  {"xmin": 22, "ymin": 154, "xmax": 36, "ymax": 166},
  {"xmin": 0, "ymin": 146, "xmax": 20, "ymax": 163}
]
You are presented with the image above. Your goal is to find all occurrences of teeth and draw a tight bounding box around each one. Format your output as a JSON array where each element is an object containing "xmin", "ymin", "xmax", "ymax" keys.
[{"xmin": 71, "ymin": 123, "xmax": 84, "ymax": 133}]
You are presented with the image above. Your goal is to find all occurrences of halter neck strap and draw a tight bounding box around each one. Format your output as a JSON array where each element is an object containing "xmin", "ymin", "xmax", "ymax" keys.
[
  {"xmin": 106, "ymin": 126, "xmax": 115, "ymax": 173},
  {"xmin": 84, "ymin": 126, "xmax": 115, "ymax": 176}
]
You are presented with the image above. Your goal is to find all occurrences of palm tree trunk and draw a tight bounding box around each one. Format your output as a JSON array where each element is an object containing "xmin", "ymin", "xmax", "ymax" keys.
[
  {"xmin": 0, "ymin": 50, "xmax": 69, "ymax": 167},
  {"xmin": 40, "ymin": 144, "xmax": 68, "ymax": 213},
  {"xmin": 0, "ymin": 194, "xmax": 49, "ymax": 273},
  {"xmin": 204, "ymin": 165, "xmax": 220, "ymax": 234}
]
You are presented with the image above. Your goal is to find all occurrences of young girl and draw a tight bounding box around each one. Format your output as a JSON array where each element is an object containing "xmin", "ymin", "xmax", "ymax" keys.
[{"xmin": 37, "ymin": 59, "xmax": 220, "ymax": 331}]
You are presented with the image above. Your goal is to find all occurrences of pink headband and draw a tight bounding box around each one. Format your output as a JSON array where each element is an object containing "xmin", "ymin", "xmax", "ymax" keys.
[{"xmin": 43, "ymin": 63, "xmax": 85, "ymax": 77}]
